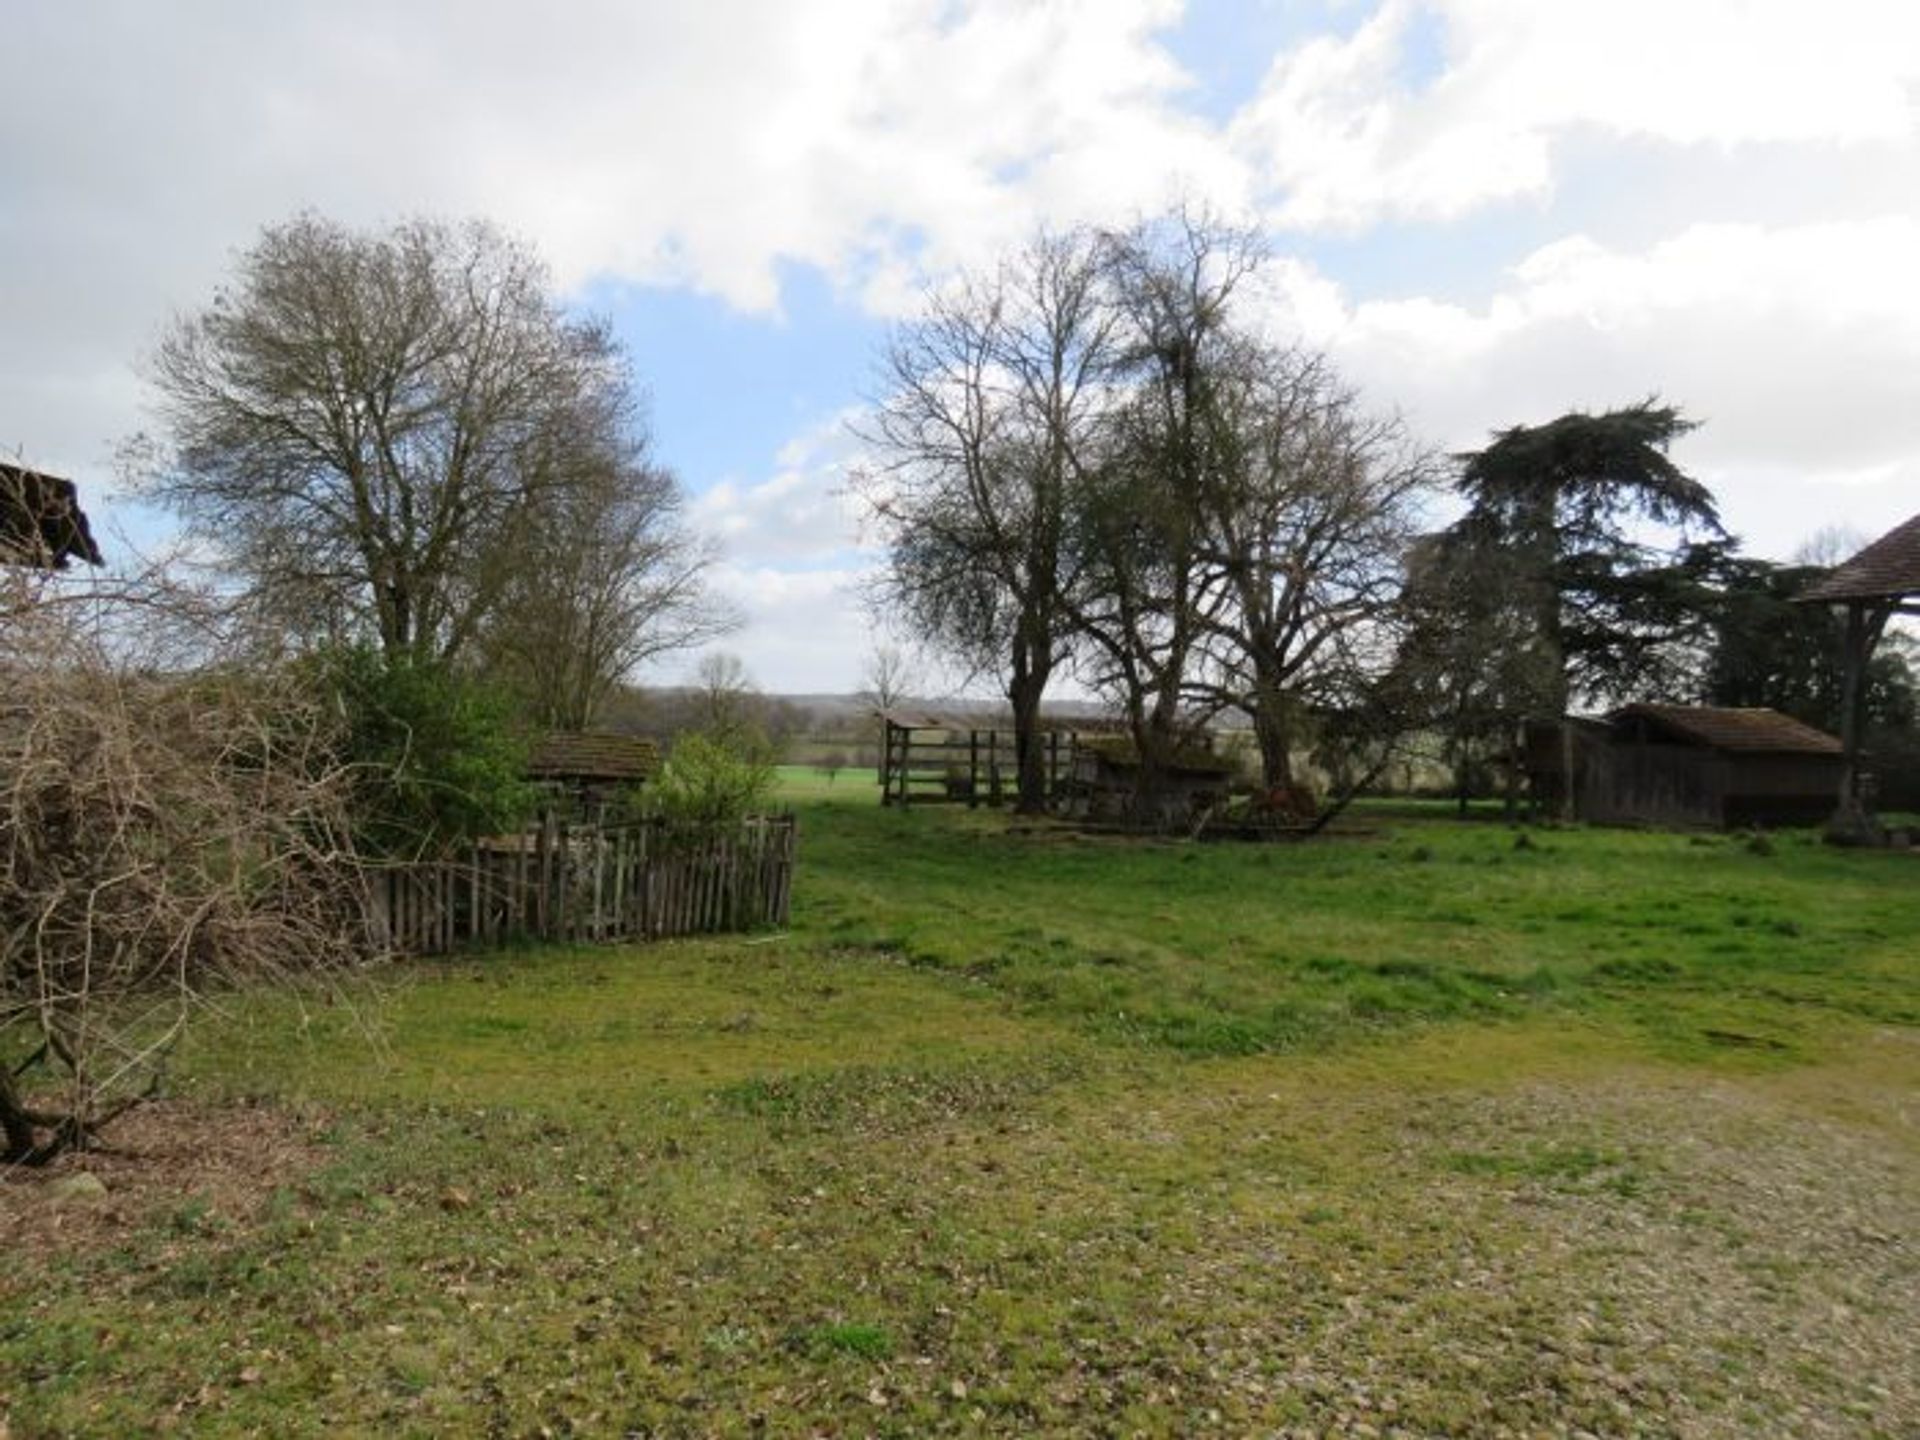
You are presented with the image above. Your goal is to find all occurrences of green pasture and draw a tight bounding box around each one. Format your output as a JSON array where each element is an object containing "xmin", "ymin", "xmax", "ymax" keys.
[{"xmin": 5, "ymin": 792, "xmax": 1917, "ymax": 1436}]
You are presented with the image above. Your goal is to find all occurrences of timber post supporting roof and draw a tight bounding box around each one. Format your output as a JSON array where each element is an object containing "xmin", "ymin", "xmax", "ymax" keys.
[
  {"xmin": 526, "ymin": 732, "xmax": 662, "ymax": 784},
  {"xmin": 0, "ymin": 463, "xmax": 103, "ymax": 569},
  {"xmin": 1791, "ymin": 513, "xmax": 1919, "ymax": 831}
]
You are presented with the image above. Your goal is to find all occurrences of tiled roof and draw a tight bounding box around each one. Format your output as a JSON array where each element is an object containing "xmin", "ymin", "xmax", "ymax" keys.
[
  {"xmin": 1797, "ymin": 513, "xmax": 1920, "ymax": 603},
  {"xmin": 1612, "ymin": 704, "xmax": 1842, "ymax": 755},
  {"xmin": 0, "ymin": 463, "xmax": 102, "ymax": 569},
  {"xmin": 526, "ymin": 731, "xmax": 661, "ymax": 782}
]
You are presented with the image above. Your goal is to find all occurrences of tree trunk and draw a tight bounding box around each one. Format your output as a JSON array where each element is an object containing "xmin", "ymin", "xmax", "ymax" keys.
[
  {"xmin": 1008, "ymin": 669, "xmax": 1051, "ymax": 815},
  {"xmin": 1251, "ymin": 686, "xmax": 1294, "ymax": 790},
  {"xmin": 1251, "ymin": 706, "xmax": 1297, "ymax": 791},
  {"xmin": 1130, "ymin": 703, "xmax": 1181, "ymax": 830}
]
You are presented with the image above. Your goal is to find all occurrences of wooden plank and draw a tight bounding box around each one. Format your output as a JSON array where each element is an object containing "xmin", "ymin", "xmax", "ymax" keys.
[
  {"xmin": 468, "ymin": 847, "xmax": 480, "ymax": 946},
  {"xmin": 533, "ymin": 812, "xmax": 549, "ymax": 937},
  {"xmin": 611, "ymin": 830, "xmax": 626, "ymax": 941},
  {"xmin": 639, "ymin": 824, "xmax": 654, "ymax": 939},
  {"xmin": 588, "ymin": 832, "xmax": 601, "ymax": 941}
]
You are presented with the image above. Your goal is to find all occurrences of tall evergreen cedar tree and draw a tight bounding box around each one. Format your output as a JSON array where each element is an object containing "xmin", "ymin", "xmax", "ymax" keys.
[{"xmin": 1448, "ymin": 401, "xmax": 1723, "ymax": 718}]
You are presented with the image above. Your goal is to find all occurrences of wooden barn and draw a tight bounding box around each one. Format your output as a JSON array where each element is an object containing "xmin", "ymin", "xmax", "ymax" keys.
[
  {"xmin": 1, "ymin": 463, "xmax": 102, "ymax": 569},
  {"xmin": 526, "ymin": 731, "xmax": 661, "ymax": 819},
  {"xmin": 1527, "ymin": 705, "xmax": 1844, "ymax": 828}
]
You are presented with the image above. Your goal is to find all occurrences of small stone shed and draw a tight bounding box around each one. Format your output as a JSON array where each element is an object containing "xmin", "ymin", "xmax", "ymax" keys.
[
  {"xmin": 1528, "ymin": 705, "xmax": 1844, "ymax": 828},
  {"xmin": 526, "ymin": 732, "xmax": 662, "ymax": 818},
  {"xmin": 1, "ymin": 463, "xmax": 102, "ymax": 569}
]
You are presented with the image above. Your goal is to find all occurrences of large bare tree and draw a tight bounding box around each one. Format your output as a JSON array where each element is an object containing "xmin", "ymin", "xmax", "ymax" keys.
[
  {"xmin": 139, "ymin": 214, "xmax": 647, "ymax": 666},
  {"xmin": 856, "ymin": 642, "xmax": 918, "ymax": 780},
  {"xmin": 1064, "ymin": 210, "xmax": 1264, "ymax": 814},
  {"xmin": 1190, "ymin": 348, "xmax": 1436, "ymax": 787},
  {"xmin": 478, "ymin": 455, "xmax": 734, "ymax": 730},
  {"xmin": 857, "ymin": 228, "xmax": 1116, "ymax": 811},
  {"xmin": 863, "ymin": 207, "xmax": 1439, "ymax": 822}
]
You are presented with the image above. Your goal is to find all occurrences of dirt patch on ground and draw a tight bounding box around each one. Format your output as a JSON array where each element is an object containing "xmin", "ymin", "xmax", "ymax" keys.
[{"xmin": 0, "ymin": 1098, "xmax": 327, "ymax": 1263}]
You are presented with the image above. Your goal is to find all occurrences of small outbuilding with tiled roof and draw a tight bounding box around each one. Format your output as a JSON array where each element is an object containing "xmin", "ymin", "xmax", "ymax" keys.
[
  {"xmin": 1528, "ymin": 704, "xmax": 1845, "ymax": 828},
  {"xmin": 526, "ymin": 731, "xmax": 661, "ymax": 817}
]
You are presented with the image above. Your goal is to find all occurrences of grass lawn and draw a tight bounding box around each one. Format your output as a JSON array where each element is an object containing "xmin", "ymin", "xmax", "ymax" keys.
[{"xmin": 4, "ymin": 783, "xmax": 1917, "ymax": 1436}]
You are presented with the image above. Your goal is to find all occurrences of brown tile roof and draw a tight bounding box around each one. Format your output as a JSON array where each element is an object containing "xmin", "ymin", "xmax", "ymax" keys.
[
  {"xmin": 1611, "ymin": 704, "xmax": 1842, "ymax": 755},
  {"xmin": 0, "ymin": 463, "xmax": 103, "ymax": 568},
  {"xmin": 1797, "ymin": 513, "xmax": 1920, "ymax": 603},
  {"xmin": 526, "ymin": 731, "xmax": 661, "ymax": 782}
]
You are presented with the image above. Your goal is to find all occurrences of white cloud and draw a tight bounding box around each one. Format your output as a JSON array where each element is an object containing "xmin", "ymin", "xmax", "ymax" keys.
[
  {"xmin": 1233, "ymin": 0, "xmax": 1920, "ymax": 229},
  {"xmin": 10, "ymin": 0, "xmax": 1920, "ymax": 689},
  {"xmin": 695, "ymin": 563, "xmax": 879, "ymax": 694},
  {"xmin": 689, "ymin": 411, "xmax": 872, "ymax": 567},
  {"xmin": 2, "ymin": 0, "xmax": 1245, "ymax": 491},
  {"xmin": 1262, "ymin": 216, "xmax": 1920, "ymax": 557}
]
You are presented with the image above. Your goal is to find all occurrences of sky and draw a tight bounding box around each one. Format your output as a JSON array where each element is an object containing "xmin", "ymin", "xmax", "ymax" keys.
[{"xmin": 5, "ymin": 0, "xmax": 1919, "ymax": 694}]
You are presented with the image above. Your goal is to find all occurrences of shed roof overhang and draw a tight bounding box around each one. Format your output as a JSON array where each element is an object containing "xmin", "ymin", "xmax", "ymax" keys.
[
  {"xmin": 1, "ymin": 463, "xmax": 103, "ymax": 569},
  {"xmin": 1796, "ymin": 513, "xmax": 1920, "ymax": 609}
]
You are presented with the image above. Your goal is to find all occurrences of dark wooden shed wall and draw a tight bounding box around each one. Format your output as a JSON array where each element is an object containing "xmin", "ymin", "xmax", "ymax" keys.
[{"xmin": 1531, "ymin": 709, "xmax": 1844, "ymax": 828}]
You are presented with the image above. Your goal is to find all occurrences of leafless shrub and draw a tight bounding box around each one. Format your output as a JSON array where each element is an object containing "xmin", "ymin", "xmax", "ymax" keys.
[{"xmin": 1, "ymin": 566, "xmax": 373, "ymax": 1165}]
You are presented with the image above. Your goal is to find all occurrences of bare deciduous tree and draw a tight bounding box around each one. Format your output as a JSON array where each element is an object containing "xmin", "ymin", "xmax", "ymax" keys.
[
  {"xmin": 857, "ymin": 229, "xmax": 1113, "ymax": 811},
  {"xmin": 138, "ymin": 213, "xmax": 647, "ymax": 666},
  {"xmin": 1190, "ymin": 349, "xmax": 1437, "ymax": 788},
  {"xmin": 1065, "ymin": 210, "xmax": 1265, "ymax": 816},
  {"xmin": 861, "ymin": 206, "xmax": 1440, "ymax": 825},
  {"xmin": 479, "ymin": 456, "xmax": 735, "ymax": 730},
  {"xmin": 691, "ymin": 651, "xmax": 760, "ymax": 744},
  {"xmin": 856, "ymin": 642, "xmax": 920, "ymax": 782}
]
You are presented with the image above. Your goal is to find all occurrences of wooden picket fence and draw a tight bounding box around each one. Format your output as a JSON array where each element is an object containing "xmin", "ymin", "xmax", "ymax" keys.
[{"xmin": 372, "ymin": 812, "xmax": 796, "ymax": 957}]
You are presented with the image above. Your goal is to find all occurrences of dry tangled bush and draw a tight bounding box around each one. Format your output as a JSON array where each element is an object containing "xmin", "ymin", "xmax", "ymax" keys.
[{"xmin": 1, "ymin": 569, "xmax": 372, "ymax": 1164}]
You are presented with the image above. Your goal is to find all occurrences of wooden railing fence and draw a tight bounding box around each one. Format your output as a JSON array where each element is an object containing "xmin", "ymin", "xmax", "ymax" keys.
[{"xmin": 373, "ymin": 812, "xmax": 796, "ymax": 958}]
